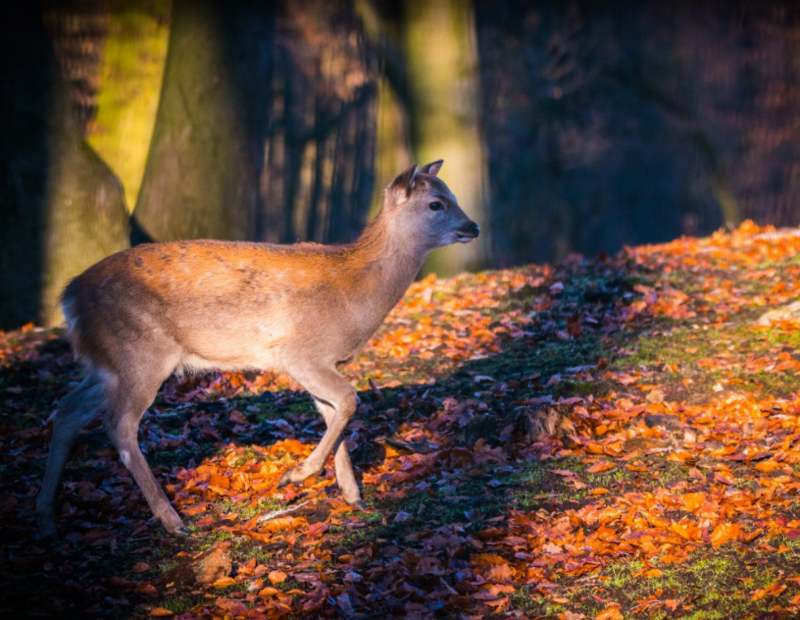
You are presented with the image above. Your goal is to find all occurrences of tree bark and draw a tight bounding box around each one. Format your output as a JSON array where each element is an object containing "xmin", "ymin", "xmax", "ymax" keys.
[
  {"xmin": 0, "ymin": 9, "xmax": 128, "ymax": 329},
  {"xmin": 133, "ymin": 0, "xmax": 274, "ymax": 243},
  {"xmin": 259, "ymin": 0, "xmax": 378, "ymax": 245},
  {"xmin": 402, "ymin": 0, "xmax": 488, "ymax": 276},
  {"xmin": 86, "ymin": 0, "xmax": 171, "ymax": 213}
]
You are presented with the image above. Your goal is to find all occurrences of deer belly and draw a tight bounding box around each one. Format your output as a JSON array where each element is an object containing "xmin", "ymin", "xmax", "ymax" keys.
[{"xmin": 177, "ymin": 324, "xmax": 285, "ymax": 373}]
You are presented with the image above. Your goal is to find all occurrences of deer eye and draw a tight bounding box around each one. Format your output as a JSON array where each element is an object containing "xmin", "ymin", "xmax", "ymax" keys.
[{"xmin": 429, "ymin": 201, "xmax": 444, "ymax": 211}]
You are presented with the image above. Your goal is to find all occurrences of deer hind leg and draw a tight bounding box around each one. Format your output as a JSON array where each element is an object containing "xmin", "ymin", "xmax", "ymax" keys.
[
  {"xmin": 277, "ymin": 365, "xmax": 361, "ymax": 506},
  {"xmin": 103, "ymin": 368, "xmax": 185, "ymax": 534},
  {"xmin": 37, "ymin": 369, "xmax": 109, "ymax": 538}
]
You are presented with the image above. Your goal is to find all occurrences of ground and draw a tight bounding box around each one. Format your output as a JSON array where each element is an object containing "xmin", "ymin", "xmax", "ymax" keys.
[{"xmin": 3, "ymin": 221, "xmax": 800, "ymax": 619}]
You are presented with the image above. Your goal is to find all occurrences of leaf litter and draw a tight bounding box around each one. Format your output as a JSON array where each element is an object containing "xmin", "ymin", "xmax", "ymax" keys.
[{"xmin": 3, "ymin": 221, "xmax": 800, "ymax": 617}]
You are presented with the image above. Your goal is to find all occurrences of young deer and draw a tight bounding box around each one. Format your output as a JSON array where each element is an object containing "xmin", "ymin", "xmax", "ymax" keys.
[{"xmin": 36, "ymin": 161, "xmax": 479, "ymax": 537}]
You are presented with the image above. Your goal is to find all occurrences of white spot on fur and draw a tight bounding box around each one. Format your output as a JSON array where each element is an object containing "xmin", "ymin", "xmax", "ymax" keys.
[{"xmin": 120, "ymin": 450, "xmax": 131, "ymax": 467}]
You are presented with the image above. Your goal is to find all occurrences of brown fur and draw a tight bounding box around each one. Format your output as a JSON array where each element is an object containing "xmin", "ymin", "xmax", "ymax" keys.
[{"xmin": 37, "ymin": 161, "xmax": 479, "ymax": 537}]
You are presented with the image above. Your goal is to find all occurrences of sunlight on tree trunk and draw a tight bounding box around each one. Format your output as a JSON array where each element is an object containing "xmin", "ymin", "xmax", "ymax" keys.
[
  {"xmin": 133, "ymin": 0, "xmax": 273, "ymax": 242},
  {"xmin": 1, "ymin": 8, "xmax": 128, "ymax": 329},
  {"xmin": 370, "ymin": 76, "xmax": 413, "ymax": 216},
  {"xmin": 42, "ymin": 137, "xmax": 129, "ymax": 326},
  {"xmin": 403, "ymin": 0, "xmax": 488, "ymax": 276},
  {"xmin": 87, "ymin": 0, "xmax": 171, "ymax": 213}
]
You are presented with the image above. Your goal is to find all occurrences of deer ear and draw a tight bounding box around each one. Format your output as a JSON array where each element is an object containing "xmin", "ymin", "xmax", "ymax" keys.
[
  {"xmin": 389, "ymin": 164, "xmax": 419, "ymax": 198},
  {"xmin": 419, "ymin": 160, "xmax": 443, "ymax": 177}
]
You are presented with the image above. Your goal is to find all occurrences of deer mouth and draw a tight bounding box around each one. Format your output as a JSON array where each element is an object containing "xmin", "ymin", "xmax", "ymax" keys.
[{"xmin": 456, "ymin": 222, "xmax": 480, "ymax": 242}]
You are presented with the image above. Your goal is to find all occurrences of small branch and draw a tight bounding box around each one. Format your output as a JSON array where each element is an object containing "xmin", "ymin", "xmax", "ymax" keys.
[{"xmin": 257, "ymin": 500, "xmax": 310, "ymax": 524}]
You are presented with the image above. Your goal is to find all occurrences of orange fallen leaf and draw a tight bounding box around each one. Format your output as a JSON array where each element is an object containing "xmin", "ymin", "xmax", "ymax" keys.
[
  {"xmin": 754, "ymin": 460, "xmax": 782, "ymax": 473},
  {"xmin": 711, "ymin": 522, "xmax": 740, "ymax": 548},
  {"xmin": 594, "ymin": 604, "xmax": 623, "ymax": 620},
  {"xmin": 268, "ymin": 570, "xmax": 288, "ymax": 584},
  {"xmin": 263, "ymin": 517, "xmax": 299, "ymax": 532},
  {"xmin": 633, "ymin": 566, "xmax": 664, "ymax": 578},
  {"xmin": 210, "ymin": 577, "xmax": 236, "ymax": 588},
  {"xmin": 484, "ymin": 597, "xmax": 510, "ymax": 609},
  {"xmin": 671, "ymin": 522, "xmax": 691, "ymax": 540},
  {"xmin": 149, "ymin": 609, "xmax": 175, "ymax": 617},
  {"xmin": 682, "ymin": 492, "xmax": 705, "ymax": 513},
  {"xmin": 751, "ymin": 582, "xmax": 787, "ymax": 601},
  {"xmin": 587, "ymin": 461, "xmax": 615, "ymax": 474}
]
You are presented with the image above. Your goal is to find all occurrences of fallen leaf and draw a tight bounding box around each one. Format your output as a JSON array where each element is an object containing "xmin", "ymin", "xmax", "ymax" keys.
[
  {"xmin": 711, "ymin": 522, "xmax": 740, "ymax": 548},
  {"xmin": 594, "ymin": 604, "xmax": 623, "ymax": 620},
  {"xmin": 268, "ymin": 570, "xmax": 288, "ymax": 584}
]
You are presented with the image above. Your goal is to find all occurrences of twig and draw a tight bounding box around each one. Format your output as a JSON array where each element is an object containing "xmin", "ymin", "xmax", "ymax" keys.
[{"xmin": 257, "ymin": 500, "xmax": 310, "ymax": 524}]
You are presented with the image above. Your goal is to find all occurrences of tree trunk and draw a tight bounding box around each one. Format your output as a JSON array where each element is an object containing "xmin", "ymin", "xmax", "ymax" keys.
[
  {"xmin": 133, "ymin": 0, "xmax": 274, "ymax": 242},
  {"xmin": 402, "ymin": 0, "xmax": 488, "ymax": 275},
  {"xmin": 259, "ymin": 0, "xmax": 378, "ymax": 245},
  {"xmin": 86, "ymin": 0, "xmax": 171, "ymax": 213},
  {"xmin": 0, "ymin": 8, "xmax": 128, "ymax": 329}
]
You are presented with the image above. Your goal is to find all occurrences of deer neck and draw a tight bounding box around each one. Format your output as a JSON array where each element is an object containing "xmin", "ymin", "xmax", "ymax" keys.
[{"xmin": 346, "ymin": 215, "xmax": 427, "ymax": 319}]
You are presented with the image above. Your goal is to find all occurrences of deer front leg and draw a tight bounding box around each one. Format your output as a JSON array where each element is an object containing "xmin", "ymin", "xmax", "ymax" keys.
[
  {"xmin": 277, "ymin": 365, "xmax": 361, "ymax": 506},
  {"xmin": 316, "ymin": 398, "xmax": 363, "ymax": 507}
]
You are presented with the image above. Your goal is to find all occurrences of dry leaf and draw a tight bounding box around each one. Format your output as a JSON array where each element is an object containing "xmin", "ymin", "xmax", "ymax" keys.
[
  {"xmin": 711, "ymin": 522, "xmax": 740, "ymax": 548},
  {"xmin": 594, "ymin": 604, "xmax": 623, "ymax": 620},
  {"xmin": 268, "ymin": 570, "xmax": 288, "ymax": 584}
]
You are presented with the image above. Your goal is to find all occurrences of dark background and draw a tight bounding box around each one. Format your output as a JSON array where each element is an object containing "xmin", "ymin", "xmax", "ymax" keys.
[{"xmin": 3, "ymin": 0, "xmax": 800, "ymax": 328}]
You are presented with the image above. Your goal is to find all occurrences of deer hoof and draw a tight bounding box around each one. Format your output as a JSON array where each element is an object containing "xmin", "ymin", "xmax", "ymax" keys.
[
  {"xmin": 278, "ymin": 464, "xmax": 318, "ymax": 487},
  {"xmin": 277, "ymin": 470, "xmax": 295, "ymax": 488},
  {"xmin": 37, "ymin": 516, "xmax": 58, "ymax": 542},
  {"xmin": 39, "ymin": 528, "xmax": 60, "ymax": 543},
  {"xmin": 160, "ymin": 511, "xmax": 187, "ymax": 535},
  {"xmin": 346, "ymin": 498, "xmax": 366, "ymax": 510}
]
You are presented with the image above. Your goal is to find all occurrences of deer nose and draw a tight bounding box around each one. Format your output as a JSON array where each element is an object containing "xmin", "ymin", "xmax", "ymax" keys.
[{"xmin": 461, "ymin": 222, "xmax": 480, "ymax": 238}]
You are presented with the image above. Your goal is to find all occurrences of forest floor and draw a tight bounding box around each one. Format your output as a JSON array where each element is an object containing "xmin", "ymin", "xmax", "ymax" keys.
[{"xmin": 4, "ymin": 221, "xmax": 800, "ymax": 619}]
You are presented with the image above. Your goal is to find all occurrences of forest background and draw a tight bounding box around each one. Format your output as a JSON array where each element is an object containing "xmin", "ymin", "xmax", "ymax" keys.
[{"xmin": 3, "ymin": 0, "xmax": 800, "ymax": 328}]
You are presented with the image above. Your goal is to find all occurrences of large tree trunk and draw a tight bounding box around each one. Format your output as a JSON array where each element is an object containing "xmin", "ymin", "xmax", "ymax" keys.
[
  {"xmin": 133, "ymin": 0, "xmax": 274, "ymax": 243},
  {"xmin": 259, "ymin": 0, "xmax": 378, "ymax": 245},
  {"xmin": 0, "ymin": 8, "xmax": 128, "ymax": 329}
]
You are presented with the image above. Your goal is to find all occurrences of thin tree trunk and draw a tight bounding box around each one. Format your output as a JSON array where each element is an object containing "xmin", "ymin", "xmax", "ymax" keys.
[
  {"xmin": 403, "ymin": 0, "xmax": 488, "ymax": 275},
  {"xmin": 260, "ymin": 0, "xmax": 377, "ymax": 245}
]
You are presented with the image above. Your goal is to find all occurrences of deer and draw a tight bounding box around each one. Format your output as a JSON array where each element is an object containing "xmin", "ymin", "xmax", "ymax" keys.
[{"xmin": 36, "ymin": 161, "xmax": 480, "ymax": 538}]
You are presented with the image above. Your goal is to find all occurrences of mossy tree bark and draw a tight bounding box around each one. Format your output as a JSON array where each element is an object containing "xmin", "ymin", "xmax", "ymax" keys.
[
  {"xmin": 0, "ymin": 9, "xmax": 128, "ymax": 329},
  {"xmin": 86, "ymin": 0, "xmax": 171, "ymax": 213},
  {"xmin": 133, "ymin": 0, "xmax": 274, "ymax": 243}
]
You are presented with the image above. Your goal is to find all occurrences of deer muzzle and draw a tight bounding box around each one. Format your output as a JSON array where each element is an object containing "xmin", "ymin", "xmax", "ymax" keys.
[{"xmin": 456, "ymin": 222, "xmax": 480, "ymax": 242}]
